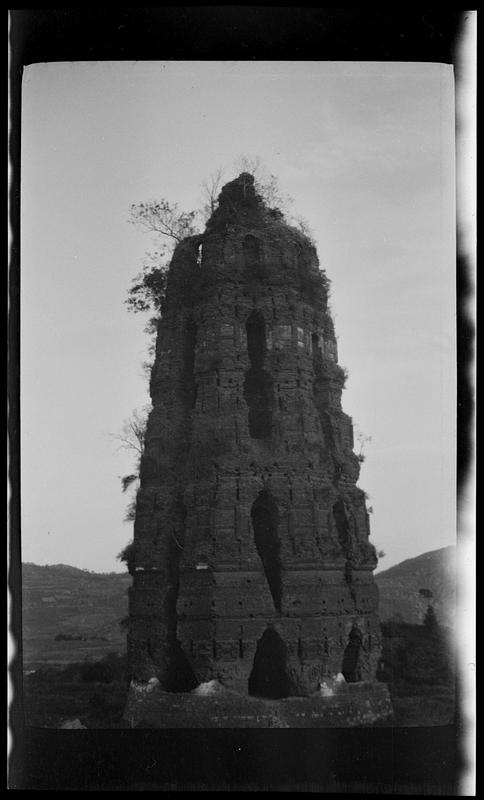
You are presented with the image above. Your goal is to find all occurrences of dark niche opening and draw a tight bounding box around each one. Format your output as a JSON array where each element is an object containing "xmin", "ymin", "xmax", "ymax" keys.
[
  {"xmin": 333, "ymin": 500, "xmax": 353, "ymax": 584},
  {"xmin": 341, "ymin": 626, "xmax": 363, "ymax": 683},
  {"xmin": 243, "ymin": 234, "xmax": 262, "ymax": 282},
  {"xmin": 312, "ymin": 332, "xmax": 321, "ymax": 365},
  {"xmin": 248, "ymin": 628, "xmax": 293, "ymax": 698},
  {"xmin": 333, "ymin": 500, "xmax": 349, "ymax": 552},
  {"xmin": 251, "ymin": 490, "xmax": 282, "ymax": 612},
  {"xmin": 244, "ymin": 310, "xmax": 274, "ymax": 439},
  {"xmin": 182, "ymin": 318, "xmax": 198, "ymax": 407}
]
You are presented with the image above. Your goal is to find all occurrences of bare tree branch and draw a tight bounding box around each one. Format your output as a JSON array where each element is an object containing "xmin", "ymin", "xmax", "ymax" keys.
[
  {"xmin": 129, "ymin": 200, "xmax": 200, "ymax": 243},
  {"xmin": 200, "ymin": 167, "xmax": 226, "ymax": 222}
]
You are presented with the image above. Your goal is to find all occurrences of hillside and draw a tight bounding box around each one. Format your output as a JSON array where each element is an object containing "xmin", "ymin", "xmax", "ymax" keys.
[
  {"xmin": 19, "ymin": 546, "xmax": 456, "ymax": 669},
  {"xmin": 21, "ymin": 563, "xmax": 131, "ymax": 669},
  {"xmin": 375, "ymin": 546, "xmax": 456, "ymax": 627}
]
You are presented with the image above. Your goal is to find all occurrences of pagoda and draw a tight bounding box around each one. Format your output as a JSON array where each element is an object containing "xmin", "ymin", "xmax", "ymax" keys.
[{"xmin": 125, "ymin": 174, "xmax": 389, "ymax": 723}]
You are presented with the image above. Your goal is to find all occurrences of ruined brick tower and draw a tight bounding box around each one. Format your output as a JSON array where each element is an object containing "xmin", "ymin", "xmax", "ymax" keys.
[{"xmin": 127, "ymin": 173, "xmax": 383, "ymax": 700}]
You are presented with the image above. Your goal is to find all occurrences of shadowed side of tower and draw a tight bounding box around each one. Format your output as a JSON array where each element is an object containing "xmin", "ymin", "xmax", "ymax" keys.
[{"xmin": 126, "ymin": 173, "xmax": 384, "ymax": 704}]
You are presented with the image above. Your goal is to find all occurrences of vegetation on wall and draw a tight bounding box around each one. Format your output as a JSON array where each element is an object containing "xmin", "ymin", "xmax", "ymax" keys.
[{"xmin": 126, "ymin": 159, "xmax": 315, "ymax": 329}]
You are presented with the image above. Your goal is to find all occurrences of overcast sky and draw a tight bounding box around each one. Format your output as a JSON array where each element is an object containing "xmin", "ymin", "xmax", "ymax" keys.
[{"xmin": 20, "ymin": 61, "xmax": 456, "ymax": 573}]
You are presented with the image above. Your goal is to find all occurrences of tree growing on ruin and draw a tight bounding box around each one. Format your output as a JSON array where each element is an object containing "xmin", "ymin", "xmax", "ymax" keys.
[
  {"xmin": 117, "ymin": 540, "xmax": 137, "ymax": 573},
  {"xmin": 126, "ymin": 160, "xmax": 315, "ymax": 327},
  {"xmin": 110, "ymin": 407, "xmax": 148, "ymax": 522},
  {"xmin": 200, "ymin": 167, "xmax": 226, "ymax": 222}
]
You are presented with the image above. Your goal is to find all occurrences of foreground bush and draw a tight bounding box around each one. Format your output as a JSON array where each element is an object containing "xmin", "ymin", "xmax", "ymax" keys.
[{"xmin": 23, "ymin": 653, "xmax": 129, "ymax": 728}]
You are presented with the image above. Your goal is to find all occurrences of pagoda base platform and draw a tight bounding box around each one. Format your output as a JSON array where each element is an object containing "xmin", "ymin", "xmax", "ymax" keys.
[{"xmin": 123, "ymin": 680, "xmax": 393, "ymax": 728}]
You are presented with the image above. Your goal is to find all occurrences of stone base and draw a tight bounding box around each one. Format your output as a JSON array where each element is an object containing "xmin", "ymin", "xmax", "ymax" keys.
[{"xmin": 123, "ymin": 679, "xmax": 393, "ymax": 728}]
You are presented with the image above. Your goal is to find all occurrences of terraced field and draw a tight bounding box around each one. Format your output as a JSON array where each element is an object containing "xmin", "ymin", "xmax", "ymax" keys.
[{"xmin": 21, "ymin": 563, "xmax": 131, "ymax": 669}]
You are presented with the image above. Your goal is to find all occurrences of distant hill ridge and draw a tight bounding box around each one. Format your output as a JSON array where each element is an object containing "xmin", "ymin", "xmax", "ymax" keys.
[
  {"xmin": 375, "ymin": 545, "xmax": 456, "ymax": 627},
  {"xmin": 19, "ymin": 546, "xmax": 456, "ymax": 668},
  {"xmin": 375, "ymin": 545, "xmax": 455, "ymax": 578},
  {"xmin": 22, "ymin": 562, "xmax": 127, "ymax": 577},
  {"xmin": 24, "ymin": 545, "xmax": 455, "ymax": 582}
]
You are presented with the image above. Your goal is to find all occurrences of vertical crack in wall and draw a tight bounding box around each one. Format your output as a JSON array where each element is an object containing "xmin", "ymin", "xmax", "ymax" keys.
[
  {"xmin": 251, "ymin": 490, "xmax": 282, "ymax": 612},
  {"xmin": 333, "ymin": 500, "xmax": 357, "ymax": 604},
  {"xmin": 243, "ymin": 310, "xmax": 274, "ymax": 438}
]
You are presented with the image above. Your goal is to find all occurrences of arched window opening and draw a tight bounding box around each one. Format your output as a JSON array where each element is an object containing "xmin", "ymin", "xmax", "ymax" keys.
[
  {"xmin": 248, "ymin": 628, "xmax": 293, "ymax": 698},
  {"xmin": 251, "ymin": 490, "xmax": 282, "ymax": 612}
]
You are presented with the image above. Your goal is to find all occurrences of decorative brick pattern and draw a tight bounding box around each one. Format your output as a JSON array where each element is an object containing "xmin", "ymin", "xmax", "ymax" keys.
[{"xmin": 127, "ymin": 174, "xmax": 382, "ymax": 698}]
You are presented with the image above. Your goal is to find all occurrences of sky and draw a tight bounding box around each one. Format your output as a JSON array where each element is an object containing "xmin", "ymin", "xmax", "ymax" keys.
[{"xmin": 20, "ymin": 61, "xmax": 456, "ymax": 574}]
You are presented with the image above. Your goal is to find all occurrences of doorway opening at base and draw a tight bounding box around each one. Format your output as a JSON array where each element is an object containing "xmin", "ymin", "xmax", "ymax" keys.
[
  {"xmin": 165, "ymin": 641, "xmax": 198, "ymax": 693},
  {"xmin": 248, "ymin": 627, "xmax": 294, "ymax": 699},
  {"xmin": 342, "ymin": 625, "xmax": 363, "ymax": 683}
]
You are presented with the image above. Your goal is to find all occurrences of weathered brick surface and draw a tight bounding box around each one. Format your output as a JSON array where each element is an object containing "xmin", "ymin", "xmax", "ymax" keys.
[
  {"xmin": 124, "ymin": 680, "xmax": 393, "ymax": 728},
  {"xmin": 128, "ymin": 173, "xmax": 383, "ymax": 699}
]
